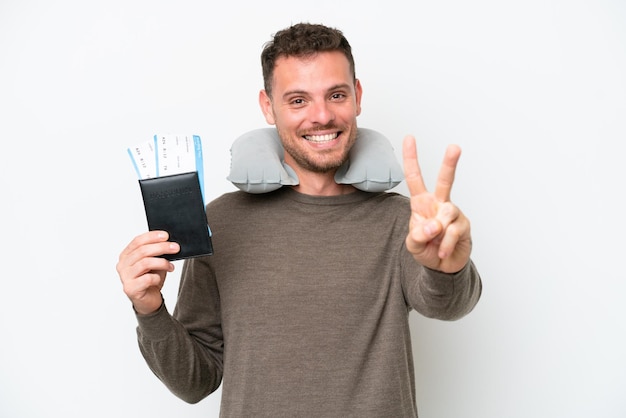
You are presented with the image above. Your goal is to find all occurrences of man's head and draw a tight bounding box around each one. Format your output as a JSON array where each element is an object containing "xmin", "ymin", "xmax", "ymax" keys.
[
  {"xmin": 261, "ymin": 23, "xmax": 356, "ymax": 99},
  {"xmin": 258, "ymin": 23, "xmax": 362, "ymax": 178}
]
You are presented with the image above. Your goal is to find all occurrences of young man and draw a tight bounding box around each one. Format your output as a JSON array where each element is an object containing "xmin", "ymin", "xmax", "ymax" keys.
[{"xmin": 117, "ymin": 23, "xmax": 482, "ymax": 417}]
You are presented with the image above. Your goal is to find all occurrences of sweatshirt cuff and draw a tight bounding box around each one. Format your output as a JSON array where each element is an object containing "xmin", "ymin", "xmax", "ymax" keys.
[
  {"xmin": 135, "ymin": 300, "xmax": 177, "ymax": 341},
  {"xmin": 420, "ymin": 260, "xmax": 473, "ymax": 295},
  {"xmin": 424, "ymin": 259, "xmax": 472, "ymax": 279}
]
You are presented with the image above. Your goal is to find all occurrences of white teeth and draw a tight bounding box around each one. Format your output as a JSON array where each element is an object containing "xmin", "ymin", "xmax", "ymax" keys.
[{"xmin": 304, "ymin": 133, "xmax": 338, "ymax": 143}]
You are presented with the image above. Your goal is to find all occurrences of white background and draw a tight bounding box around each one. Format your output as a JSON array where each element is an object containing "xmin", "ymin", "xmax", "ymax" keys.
[{"xmin": 1, "ymin": 1, "xmax": 625, "ymax": 417}]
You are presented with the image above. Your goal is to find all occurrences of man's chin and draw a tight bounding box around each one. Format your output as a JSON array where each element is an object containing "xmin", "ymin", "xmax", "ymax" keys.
[{"xmin": 304, "ymin": 155, "xmax": 349, "ymax": 173}]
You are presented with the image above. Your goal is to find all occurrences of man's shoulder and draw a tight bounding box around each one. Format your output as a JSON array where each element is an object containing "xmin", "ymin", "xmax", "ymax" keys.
[
  {"xmin": 369, "ymin": 191, "xmax": 410, "ymax": 206},
  {"xmin": 207, "ymin": 188, "xmax": 285, "ymax": 210}
]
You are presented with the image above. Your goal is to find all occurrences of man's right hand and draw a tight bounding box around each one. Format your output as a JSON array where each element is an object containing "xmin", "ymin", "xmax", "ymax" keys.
[{"xmin": 116, "ymin": 231, "xmax": 180, "ymax": 315}]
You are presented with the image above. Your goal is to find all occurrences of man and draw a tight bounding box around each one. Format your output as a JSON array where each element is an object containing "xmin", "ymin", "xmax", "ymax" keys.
[{"xmin": 117, "ymin": 23, "xmax": 482, "ymax": 417}]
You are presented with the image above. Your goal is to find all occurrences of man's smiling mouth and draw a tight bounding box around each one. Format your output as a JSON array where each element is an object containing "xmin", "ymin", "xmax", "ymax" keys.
[{"xmin": 303, "ymin": 132, "xmax": 339, "ymax": 143}]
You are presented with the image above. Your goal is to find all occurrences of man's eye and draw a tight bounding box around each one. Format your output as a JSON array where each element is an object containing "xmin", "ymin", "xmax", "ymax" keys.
[{"xmin": 331, "ymin": 93, "xmax": 346, "ymax": 100}]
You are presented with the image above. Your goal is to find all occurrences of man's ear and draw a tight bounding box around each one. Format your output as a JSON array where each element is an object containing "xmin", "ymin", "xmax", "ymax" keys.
[
  {"xmin": 354, "ymin": 79, "xmax": 363, "ymax": 116},
  {"xmin": 258, "ymin": 90, "xmax": 276, "ymax": 125}
]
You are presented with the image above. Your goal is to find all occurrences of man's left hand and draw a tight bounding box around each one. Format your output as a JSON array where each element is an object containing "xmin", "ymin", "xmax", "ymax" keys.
[{"xmin": 402, "ymin": 135, "xmax": 472, "ymax": 273}]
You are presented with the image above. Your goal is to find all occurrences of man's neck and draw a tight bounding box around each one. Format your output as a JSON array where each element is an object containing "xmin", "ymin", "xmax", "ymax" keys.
[{"xmin": 290, "ymin": 170, "xmax": 356, "ymax": 196}]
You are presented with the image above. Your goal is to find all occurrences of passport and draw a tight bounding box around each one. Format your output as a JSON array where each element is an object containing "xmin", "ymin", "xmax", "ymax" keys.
[
  {"xmin": 128, "ymin": 134, "xmax": 213, "ymax": 260},
  {"xmin": 139, "ymin": 171, "xmax": 213, "ymax": 260}
]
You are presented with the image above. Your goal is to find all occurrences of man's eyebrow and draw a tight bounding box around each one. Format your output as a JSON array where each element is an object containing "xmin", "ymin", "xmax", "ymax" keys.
[
  {"xmin": 325, "ymin": 83, "xmax": 353, "ymax": 93},
  {"xmin": 282, "ymin": 89, "xmax": 308, "ymax": 99}
]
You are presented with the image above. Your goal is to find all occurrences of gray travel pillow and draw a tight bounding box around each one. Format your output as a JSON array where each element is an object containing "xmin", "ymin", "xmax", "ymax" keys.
[{"xmin": 227, "ymin": 127, "xmax": 404, "ymax": 193}]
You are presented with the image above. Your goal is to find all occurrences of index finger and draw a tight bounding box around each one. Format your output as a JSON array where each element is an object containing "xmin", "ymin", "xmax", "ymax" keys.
[
  {"xmin": 119, "ymin": 230, "xmax": 169, "ymax": 259},
  {"xmin": 435, "ymin": 144, "xmax": 462, "ymax": 202},
  {"xmin": 402, "ymin": 135, "xmax": 427, "ymax": 197}
]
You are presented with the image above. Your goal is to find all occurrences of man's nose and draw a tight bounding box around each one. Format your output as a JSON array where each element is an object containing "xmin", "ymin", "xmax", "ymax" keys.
[{"xmin": 308, "ymin": 100, "xmax": 335, "ymax": 125}]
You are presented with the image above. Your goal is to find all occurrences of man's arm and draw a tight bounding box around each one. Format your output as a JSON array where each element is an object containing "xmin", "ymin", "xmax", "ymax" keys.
[
  {"xmin": 135, "ymin": 300, "xmax": 223, "ymax": 403},
  {"xmin": 402, "ymin": 253, "xmax": 482, "ymax": 320},
  {"xmin": 117, "ymin": 232, "xmax": 223, "ymax": 403},
  {"xmin": 400, "ymin": 135, "xmax": 481, "ymax": 319}
]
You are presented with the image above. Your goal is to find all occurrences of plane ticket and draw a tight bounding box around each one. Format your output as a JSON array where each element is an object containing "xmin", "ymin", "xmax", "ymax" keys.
[{"xmin": 128, "ymin": 134, "xmax": 205, "ymax": 200}]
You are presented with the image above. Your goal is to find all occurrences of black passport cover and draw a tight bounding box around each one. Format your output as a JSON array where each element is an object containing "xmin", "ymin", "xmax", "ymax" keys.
[{"xmin": 139, "ymin": 171, "xmax": 213, "ymax": 260}]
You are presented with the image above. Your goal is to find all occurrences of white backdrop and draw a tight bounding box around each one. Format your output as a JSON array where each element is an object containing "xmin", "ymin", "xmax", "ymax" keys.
[{"xmin": 1, "ymin": 1, "xmax": 625, "ymax": 417}]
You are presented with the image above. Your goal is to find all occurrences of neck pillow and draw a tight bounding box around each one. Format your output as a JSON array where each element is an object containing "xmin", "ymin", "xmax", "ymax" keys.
[{"xmin": 227, "ymin": 127, "xmax": 404, "ymax": 193}]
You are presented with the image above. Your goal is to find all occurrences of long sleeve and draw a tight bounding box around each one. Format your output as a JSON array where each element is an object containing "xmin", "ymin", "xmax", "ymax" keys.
[
  {"xmin": 401, "ymin": 250, "xmax": 483, "ymax": 320},
  {"xmin": 135, "ymin": 256, "xmax": 224, "ymax": 403}
]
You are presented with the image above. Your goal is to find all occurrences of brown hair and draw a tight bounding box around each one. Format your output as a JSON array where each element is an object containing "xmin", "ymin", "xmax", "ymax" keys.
[{"xmin": 261, "ymin": 23, "xmax": 356, "ymax": 98}]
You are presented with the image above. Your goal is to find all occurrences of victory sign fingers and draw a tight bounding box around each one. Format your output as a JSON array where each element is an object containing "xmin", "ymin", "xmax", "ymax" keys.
[{"xmin": 402, "ymin": 135, "xmax": 471, "ymax": 273}]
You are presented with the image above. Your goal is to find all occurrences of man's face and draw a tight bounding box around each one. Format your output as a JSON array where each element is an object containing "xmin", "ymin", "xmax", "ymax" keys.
[{"xmin": 259, "ymin": 51, "xmax": 362, "ymax": 174}]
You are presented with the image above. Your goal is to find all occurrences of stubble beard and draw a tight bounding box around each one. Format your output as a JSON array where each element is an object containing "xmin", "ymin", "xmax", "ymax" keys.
[{"xmin": 277, "ymin": 125, "xmax": 358, "ymax": 174}]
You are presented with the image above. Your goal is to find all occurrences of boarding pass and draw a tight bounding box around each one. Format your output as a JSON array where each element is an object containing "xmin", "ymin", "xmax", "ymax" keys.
[{"xmin": 127, "ymin": 134, "xmax": 205, "ymax": 200}]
